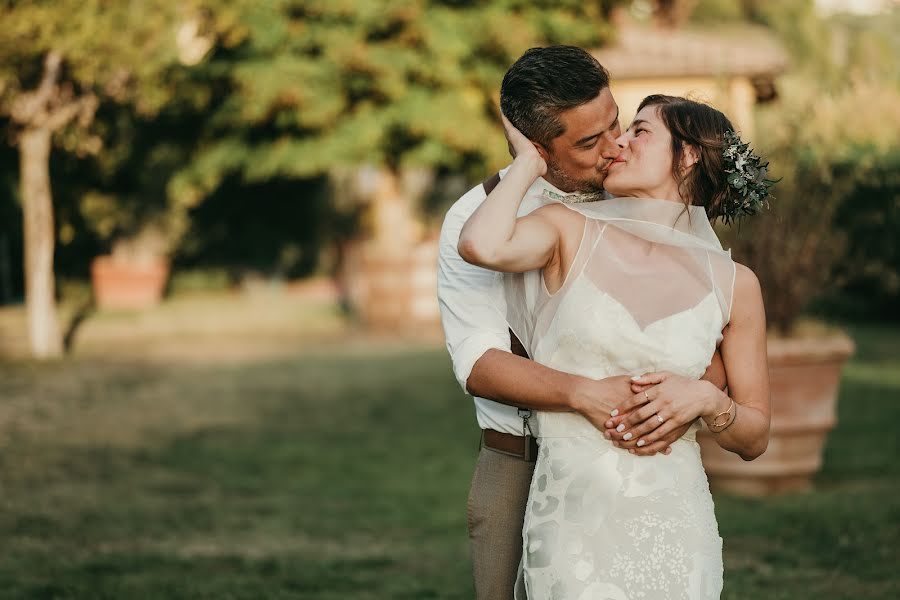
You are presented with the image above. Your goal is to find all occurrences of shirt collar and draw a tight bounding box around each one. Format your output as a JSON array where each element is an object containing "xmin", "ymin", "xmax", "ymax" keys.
[{"xmin": 500, "ymin": 165, "xmax": 612, "ymax": 203}]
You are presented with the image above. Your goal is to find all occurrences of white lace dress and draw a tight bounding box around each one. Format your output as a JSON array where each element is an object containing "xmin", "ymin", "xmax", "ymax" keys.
[{"xmin": 512, "ymin": 216, "xmax": 729, "ymax": 600}]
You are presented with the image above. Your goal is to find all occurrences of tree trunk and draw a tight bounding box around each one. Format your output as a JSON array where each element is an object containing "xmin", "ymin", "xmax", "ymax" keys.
[{"xmin": 20, "ymin": 127, "xmax": 63, "ymax": 359}]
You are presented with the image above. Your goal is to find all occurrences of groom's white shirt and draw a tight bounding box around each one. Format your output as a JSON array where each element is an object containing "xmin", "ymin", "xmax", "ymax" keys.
[{"xmin": 437, "ymin": 166, "xmax": 577, "ymax": 435}]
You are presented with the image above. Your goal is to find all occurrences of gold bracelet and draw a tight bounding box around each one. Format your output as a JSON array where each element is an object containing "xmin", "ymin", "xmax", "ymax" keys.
[{"xmin": 708, "ymin": 398, "xmax": 736, "ymax": 433}]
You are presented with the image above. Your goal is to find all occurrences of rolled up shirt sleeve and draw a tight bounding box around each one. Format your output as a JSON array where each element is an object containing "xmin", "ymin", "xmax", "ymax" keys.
[{"xmin": 437, "ymin": 189, "xmax": 512, "ymax": 393}]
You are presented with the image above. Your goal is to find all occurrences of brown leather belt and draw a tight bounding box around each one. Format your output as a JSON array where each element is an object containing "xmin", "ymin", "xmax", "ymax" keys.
[{"xmin": 482, "ymin": 429, "xmax": 539, "ymax": 462}]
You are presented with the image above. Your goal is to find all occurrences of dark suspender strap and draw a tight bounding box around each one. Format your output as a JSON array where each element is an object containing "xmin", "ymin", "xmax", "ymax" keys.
[
  {"xmin": 481, "ymin": 171, "xmax": 529, "ymax": 360},
  {"xmin": 509, "ymin": 332, "xmax": 528, "ymax": 359},
  {"xmin": 482, "ymin": 171, "xmax": 502, "ymax": 195}
]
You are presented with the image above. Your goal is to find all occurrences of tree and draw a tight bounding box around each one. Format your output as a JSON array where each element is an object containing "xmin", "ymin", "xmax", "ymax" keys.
[
  {"xmin": 694, "ymin": 0, "xmax": 900, "ymax": 330},
  {"xmin": 169, "ymin": 1, "xmax": 623, "ymax": 254},
  {"xmin": 0, "ymin": 1, "xmax": 186, "ymax": 357}
]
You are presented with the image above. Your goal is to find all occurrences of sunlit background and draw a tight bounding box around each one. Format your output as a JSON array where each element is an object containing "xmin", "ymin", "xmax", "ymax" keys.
[{"xmin": 1, "ymin": 1, "xmax": 898, "ymax": 598}]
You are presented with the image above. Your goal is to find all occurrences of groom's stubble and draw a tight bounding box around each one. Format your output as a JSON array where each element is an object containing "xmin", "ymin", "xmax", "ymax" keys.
[{"xmin": 545, "ymin": 156, "xmax": 609, "ymax": 201}]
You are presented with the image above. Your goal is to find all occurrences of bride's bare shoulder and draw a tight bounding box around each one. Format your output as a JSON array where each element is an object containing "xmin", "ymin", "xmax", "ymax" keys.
[
  {"xmin": 731, "ymin": 262, "xmax": 765, "ymax": 321},
  {"xmin": 733, "ymin": 262, "xmax": 761, "ymax": 295},
  {"xmin": 532, "ymin": 202, "xmax": 586, "ymax": 234}
]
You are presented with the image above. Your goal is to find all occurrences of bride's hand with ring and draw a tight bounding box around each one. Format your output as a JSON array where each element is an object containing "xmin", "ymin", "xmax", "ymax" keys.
[{"xmin": 604, "ymin": 371, "xmax": 725, "ymax": 451}]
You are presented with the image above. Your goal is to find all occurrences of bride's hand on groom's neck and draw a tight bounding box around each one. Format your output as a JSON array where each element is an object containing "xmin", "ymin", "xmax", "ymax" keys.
[{"xmin": 502, "ymin": 113, "xmax": 547, "ymax": 176}]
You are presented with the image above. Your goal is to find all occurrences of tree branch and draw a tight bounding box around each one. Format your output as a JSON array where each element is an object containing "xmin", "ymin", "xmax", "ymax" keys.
[
  {"xmin": 10, "ymin": 51, "xmax": 63, "ymax": 125},
  {"xmin": 9, "ymin": 50, "xmax": 97, "ymax": 134}
]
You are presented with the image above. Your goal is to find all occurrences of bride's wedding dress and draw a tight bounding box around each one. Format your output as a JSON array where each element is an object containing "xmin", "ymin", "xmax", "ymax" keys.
[{"xmin": 509, "ymin": 200, "xmax": 733, "ymax": 600}]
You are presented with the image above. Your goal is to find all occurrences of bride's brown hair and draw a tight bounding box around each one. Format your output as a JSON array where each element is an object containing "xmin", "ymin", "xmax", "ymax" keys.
[{"xmin": 637, "ymin": 95, "xmax": 736, "ymax": 220}]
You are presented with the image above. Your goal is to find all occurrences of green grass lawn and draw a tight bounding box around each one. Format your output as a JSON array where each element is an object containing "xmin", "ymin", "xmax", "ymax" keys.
[{"xmin": 1, "ymin": 324, "xmax": 898, "ymax": 599}]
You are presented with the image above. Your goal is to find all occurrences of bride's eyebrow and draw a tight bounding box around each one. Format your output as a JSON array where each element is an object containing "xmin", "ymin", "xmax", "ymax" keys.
[{"xmin": 627, "ymin": 119, "xmax": 650, "ymax": 131}]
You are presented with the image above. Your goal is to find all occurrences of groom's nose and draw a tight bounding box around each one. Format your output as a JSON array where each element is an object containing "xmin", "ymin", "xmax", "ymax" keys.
[{"xmin": 602, "ymin": 138, "xmax": 622, "ymax": 160}]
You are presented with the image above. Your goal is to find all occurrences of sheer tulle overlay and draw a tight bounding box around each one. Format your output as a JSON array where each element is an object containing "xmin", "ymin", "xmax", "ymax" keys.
[{"xmin": 504, "ymin": 198, "xmax": 734, "ymax": 600}]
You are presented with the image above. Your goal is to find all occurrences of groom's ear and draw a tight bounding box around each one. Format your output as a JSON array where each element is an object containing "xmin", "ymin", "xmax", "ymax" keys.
[{"xmin": 534, "ymin": 142, "xmax": 550, "ymax": 163}]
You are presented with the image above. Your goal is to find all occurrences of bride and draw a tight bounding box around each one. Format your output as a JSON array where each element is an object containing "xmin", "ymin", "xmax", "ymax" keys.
[{"xmin": 458, "ymin": 95, "xmax": 771, "ymax": 599}]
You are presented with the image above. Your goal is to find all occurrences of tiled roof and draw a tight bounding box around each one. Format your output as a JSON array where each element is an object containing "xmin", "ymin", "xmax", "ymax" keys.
[{"xmin": 593, "ymin": 25, "xmax": 790, "ymax": 79}]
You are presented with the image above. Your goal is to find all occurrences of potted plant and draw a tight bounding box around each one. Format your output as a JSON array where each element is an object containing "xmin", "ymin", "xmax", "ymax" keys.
[
  {"xmin": 697, "ymin": 81, "xmax": 900, "ymax": 494},
  {"xmin": 81, "ymin": 186, "xmax": 187, "ymax": 310},
  {"xmin": 90, "ymin": 225, "xmax": 172, "ymax": 311}
]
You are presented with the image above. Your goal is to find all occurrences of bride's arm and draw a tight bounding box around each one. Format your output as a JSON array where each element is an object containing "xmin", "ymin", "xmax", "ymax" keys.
[
  {"xmin": 458, "ymin": 115, "xmax": 560, "ymax": 273},
  {"xmin": 701, "ymin": 263, "xmax": 771, "ymax": 459}
]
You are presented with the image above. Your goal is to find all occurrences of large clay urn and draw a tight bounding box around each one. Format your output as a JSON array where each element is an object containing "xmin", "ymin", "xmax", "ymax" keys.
[
  {"xmin": 337, "ymin": 167, "xmax": 441, "ymax": 332},
  {"xmin": 698, "ymin": 333, "xmax": 855, "ymax": 495},
  {"xmin": 340, "ymin": 236, "xmax": 441, "ymax": 332},
  {"xmin": 91, "ymin": 255, "xmax": 170, "ymax": 310}
]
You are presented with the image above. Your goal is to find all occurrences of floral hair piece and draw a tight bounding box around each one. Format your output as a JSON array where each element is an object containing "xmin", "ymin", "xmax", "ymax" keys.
[{"xmin": 721, "ymin": 130, "xmax": 778, "ymax": 224}]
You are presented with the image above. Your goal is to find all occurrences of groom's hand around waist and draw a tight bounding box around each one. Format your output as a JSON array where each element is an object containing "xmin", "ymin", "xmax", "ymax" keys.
[{"xmin": 568, "ymin": 374, "xmax": 635, "ymax": 432}]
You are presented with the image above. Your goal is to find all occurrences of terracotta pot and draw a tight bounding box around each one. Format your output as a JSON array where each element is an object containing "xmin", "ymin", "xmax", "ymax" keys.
[
  {"xmin": 698, "ymin": 333, "xmax": 855, "ymax": 496},
  {"xmin": 341, "ymin": 238, "xmax": 441, "ymax": 331},
  {"xmin": 91, "ymin": 255, "xmax": 170, "ymax": 310}
]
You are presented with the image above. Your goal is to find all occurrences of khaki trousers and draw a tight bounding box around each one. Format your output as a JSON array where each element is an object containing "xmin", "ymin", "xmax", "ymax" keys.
[{"xmin": 467, "ymin": 444, "xmax": 536, "ymax": 600}]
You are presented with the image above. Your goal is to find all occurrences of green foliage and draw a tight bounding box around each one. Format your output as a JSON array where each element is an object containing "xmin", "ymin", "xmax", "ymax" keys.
[
  {"xmin": 0, "ymin": 0, "xmax": 198, "ymax": 267},
  {"xmin": 689, "ymin": 0, "xmax": 745, "ymax": 23},
  {"xmin": 695, "ymin": 1, "xmax": 900, "ymax": 329},
  {"xmin": 724, "ymin": 82, "xmax": 900, "ymax": 333},
  {"xmin": 176, "ymin": 175, "xmax": 334, "ymax": 279},
  {"xmin": 2, "ymin": 1, "xmax": 623, "ymax": 285},
  {"xmin": 0, "ymin": 0, "xmax": 182, "ymax": 117},
  {"xmin": 720, "ymin": 131, "xmax": 778, "ymax": 225},
  {"xmin": 168, "ymin": 0, "xmax": 622, "ymax": 207},
  {"xmin": 820, "ymin": 150, "xmax": 900, "ymax": 320},
  {"xmin": 691, "ymin": 0, "xmax": 900, "ymax": 88}
]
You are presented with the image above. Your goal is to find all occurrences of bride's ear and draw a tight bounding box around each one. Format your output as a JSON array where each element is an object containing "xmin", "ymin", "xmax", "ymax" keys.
[{"xmin": 681, "ymin": 144, "xmax": 700, "ymax": 172}]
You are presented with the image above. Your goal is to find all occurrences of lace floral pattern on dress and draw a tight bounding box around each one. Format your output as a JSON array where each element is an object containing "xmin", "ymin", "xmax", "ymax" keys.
[{"xmin": 515, "ymin": 265, "xmax": 727, "ymax": 600}]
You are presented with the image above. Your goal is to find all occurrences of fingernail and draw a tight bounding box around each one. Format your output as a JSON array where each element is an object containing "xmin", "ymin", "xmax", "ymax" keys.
[
  {"xmin": 665, "ymin": 448, "xmax": 672, "ymax": 455},
  {"xmin": 623, "ymin": 432, "xmax": 633, "ymax": 440},
  {"xmin": 616, "ymin": 424, "xmax": 625, "ymax": 433},
  {"xmin": 603, "ymin": 431, "xmax": 611, "ymax": 439},
  {"xmin": 630, "ymin": 375, "xmax": 641, "ymax": 381},
  {"xmin": 610, "ymin": 409, "xmax": 619, "ymax": 417},
  {"xmin": 637, "ymin": 439, "xmax": 645, "ymax": 447},
  {"xmin": 629, "ymin": 449, "xmax": 636, "ymax": 454}
]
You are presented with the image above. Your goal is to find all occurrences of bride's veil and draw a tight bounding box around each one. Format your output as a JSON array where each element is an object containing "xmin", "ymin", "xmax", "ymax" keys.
[{"xmin": 504, "ymin": 196, "xmax": 736, "ymax": 363}]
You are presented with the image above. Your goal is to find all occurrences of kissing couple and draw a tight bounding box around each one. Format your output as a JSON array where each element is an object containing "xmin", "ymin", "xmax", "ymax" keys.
[{"xmin": 437, "ymin": 45, "xmax": 772, "ymax": 599}]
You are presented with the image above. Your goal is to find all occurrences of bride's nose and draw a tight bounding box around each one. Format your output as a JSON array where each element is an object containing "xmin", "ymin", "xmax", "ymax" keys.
[{"xmin": 614, "ymin": 131, "xmax": 629, "ymax": 148}]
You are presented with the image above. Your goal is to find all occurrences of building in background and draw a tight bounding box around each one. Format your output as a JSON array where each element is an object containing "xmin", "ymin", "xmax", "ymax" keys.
[{"xmin": 595, "ymin": 23, "xmax": 788, "ymax": 139}]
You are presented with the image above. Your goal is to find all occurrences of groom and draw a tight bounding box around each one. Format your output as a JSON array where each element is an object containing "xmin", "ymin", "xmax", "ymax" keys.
[{"xmin": 437, "ymin": 46, "xmax": 727, "ymax": 599}]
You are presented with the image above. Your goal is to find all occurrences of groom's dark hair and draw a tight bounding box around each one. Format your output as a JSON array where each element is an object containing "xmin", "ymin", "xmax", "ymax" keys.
[{"xmin": 500, "ymin": 46, "xmax": 610, "ymax": 148}]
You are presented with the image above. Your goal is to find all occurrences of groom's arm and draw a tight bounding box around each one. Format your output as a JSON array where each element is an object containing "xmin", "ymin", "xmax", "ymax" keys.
[
  {"xmin": 438, "ymin": 183, "xmax": 636, "ymax": 438},
  {"xmin": 466, "ymin": 348, "xmax": 634, "ymax": 428},
  {"xmin": 467, "ymin": 351, "xmax": 692, "ymax": 456}
]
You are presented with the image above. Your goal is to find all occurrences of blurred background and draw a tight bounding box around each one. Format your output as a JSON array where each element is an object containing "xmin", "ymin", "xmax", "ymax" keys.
[{"xmin": 1, "ymin": 0, "xmax": 898, "ymax": 598}]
